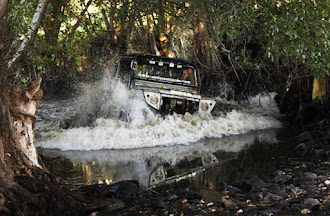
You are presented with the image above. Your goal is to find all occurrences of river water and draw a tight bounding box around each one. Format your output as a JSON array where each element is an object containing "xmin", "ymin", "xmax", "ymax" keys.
[{"xmin": 35, "ymin": 77, "xmax": 284, "ymax": 189}]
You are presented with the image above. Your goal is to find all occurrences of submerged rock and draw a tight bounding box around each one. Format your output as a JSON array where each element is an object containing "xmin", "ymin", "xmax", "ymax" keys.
[{"xmin": 296, "ymin": 131, "xmax": 313, "ymax": 142}]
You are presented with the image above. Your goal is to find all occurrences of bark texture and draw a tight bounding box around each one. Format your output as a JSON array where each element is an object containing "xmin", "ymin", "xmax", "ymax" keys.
[
  {"xmin": 1, "ymin": 77, "xmax": 43, "ymax": 167},
  {"xmin": 0, "ymin": 79, "xmax": 42, "ymax": 215},
  {"xmin": 0, "ymin": 79, "xmax": 82, "ymax": 215}
]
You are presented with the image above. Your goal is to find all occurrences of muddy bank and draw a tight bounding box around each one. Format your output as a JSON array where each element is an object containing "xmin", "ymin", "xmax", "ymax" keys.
[{"xmin": 58, "ymin": 117, "xmax": 329, "ymax": 216}]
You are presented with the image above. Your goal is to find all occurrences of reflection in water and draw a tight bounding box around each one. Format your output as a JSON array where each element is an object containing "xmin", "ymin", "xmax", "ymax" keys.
[{"xmin": 40, "ymin": 129, "xmax": 278, "ymax": 188}]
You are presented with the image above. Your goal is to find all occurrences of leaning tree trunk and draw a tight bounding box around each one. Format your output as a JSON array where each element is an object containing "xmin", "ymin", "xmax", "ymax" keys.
[
  {"xmin": 0, "ymin": 0, "xmax": 83, "ymax": 214},
  {"xmin": 0, "ymin": 78, "xmax": 82, "ymax": 215},
  {"xmin": 1, "ymin": 78, "xmax": 42, "ymax": 167},
  {"xmin": 0, "ymin": 78, "xmax": 42, "ymax": 214}
]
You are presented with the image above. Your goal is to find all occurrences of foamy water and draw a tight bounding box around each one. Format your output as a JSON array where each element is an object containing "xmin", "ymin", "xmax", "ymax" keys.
[
  {"xmin": 36, "ymin": 77, "xmax": 282, "ymax": 151},
  {"xmin": 41, "ymin": 130, "xmax": 278, "ymax": 166}
]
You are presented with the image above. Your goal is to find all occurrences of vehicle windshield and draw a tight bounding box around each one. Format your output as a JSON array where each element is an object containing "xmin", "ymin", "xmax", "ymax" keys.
[{"xmin": 134, "ymin": 61, "xmax": 197, "ymax": 87}]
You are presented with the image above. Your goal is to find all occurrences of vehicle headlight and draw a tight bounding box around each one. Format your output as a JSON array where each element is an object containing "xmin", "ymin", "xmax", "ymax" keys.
[
  {"xmin": 200, "ymin": 102, "xmax": 209, "ymax": 111},
  {"xmin": 150, "ymin": 95, "xmax": 159, "ymax": 104}
]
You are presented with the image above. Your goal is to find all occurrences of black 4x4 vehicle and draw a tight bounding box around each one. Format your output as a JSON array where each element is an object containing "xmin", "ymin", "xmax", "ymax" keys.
[{"xmin": 115, "ymin": 54, "xmax": 216, "ymax": 114}]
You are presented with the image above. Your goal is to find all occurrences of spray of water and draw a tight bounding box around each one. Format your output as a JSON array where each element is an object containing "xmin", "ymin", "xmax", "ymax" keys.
[{"xmin": 36, "ymin": 74, "xmax": 282, "ymax": 151}]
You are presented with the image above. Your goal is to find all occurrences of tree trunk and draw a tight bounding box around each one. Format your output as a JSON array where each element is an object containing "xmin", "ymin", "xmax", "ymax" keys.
[
  {"xmin": 0, "ymin": 78, "xmax": 83, "ymax": 215},
  {"xmin": 2, "ymin": 78, "xmax": 43, "ymax": 167},
  {"xmin": 0, "ymin": 78, "xmax": 41, "ymax": 214},
  {"xmin": 0, "ymin": 0, "xmax": 8, "ymax": 69},
  {"xmin": 43, "ymin": 0, "xmax": 67, "ymax": 46},
  {"xmin": 0, "ymin": 0, "xmax": 7, "ymax": 19},
  {"xmin": 146, "ymin": 9, "xmax": 160, "ymax": 55}
]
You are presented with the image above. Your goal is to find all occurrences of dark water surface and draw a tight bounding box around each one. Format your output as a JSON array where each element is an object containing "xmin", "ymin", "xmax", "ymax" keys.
[{"xmin": 39, "ymin": 127, "xmax": 300, "ymax": 190}]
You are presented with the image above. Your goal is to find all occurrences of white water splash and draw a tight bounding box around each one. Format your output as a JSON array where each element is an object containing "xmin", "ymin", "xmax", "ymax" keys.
[
  {"xmin": 42, "ymin": 130, "xmax": 278, "ymax": 167},
  {"xmin": 40, "ymin": 130, "xmax": 279, "ymax": 187},
  {"xmin": 36, "ymin": 77, "xmax": 282, "ymax": 151}
]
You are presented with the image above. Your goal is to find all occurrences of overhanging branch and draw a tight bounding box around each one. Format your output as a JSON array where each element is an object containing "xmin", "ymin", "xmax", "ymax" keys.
[{"xmin": 7, "ymin": 0, "xmax": 49, "ymax": 69}]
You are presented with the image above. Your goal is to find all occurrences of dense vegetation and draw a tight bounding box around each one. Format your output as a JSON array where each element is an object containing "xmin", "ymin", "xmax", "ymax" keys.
[
  {"xmin": 1, "ymin": 0, "xmax": 329, "ymax": 98},
  {"xmin": 0, "ymin": 0, "xmax": 328, "ymax": 214}
]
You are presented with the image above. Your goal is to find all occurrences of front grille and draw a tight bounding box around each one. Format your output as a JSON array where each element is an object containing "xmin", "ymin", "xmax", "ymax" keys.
[{"xmin": 160, "ymin": 97, "xmax": 199, "ymax": 114}]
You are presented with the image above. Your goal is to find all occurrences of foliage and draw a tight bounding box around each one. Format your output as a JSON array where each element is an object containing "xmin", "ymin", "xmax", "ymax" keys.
[{"xmin": 2, "ymin": 0, "xmax": 328, "ymax": 97}]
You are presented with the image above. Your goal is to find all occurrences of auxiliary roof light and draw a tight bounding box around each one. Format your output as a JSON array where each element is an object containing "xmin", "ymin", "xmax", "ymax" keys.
[
  {"xmin": 169, "ymin": 62, "xmax": 174, "ymax": 68},
  {"xmin": 158, "ymin": 61, "xmax": 164, "ymax": 66},
  {"xmin": 177, "ymin": 65, "xmax": 182, "ymax": 68},
  {"xmin": 149, "ymin": 60, "xmax": 156, "ymax": 64}
]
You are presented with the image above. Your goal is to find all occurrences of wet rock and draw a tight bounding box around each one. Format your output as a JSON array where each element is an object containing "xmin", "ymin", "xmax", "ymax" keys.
[
  {"xmin": 273, "ymin": 190, "xmax": 288, "ymax": 199},
  {"xmin": 296, "ymin": 143, "xmax": 307, "ymax": 153},
  {"xmin": 86, "ymin": 198, "xmax": 125, "ymax": 213},
  {"xmin": 300, "ymin": 172, "xmax": 318, "ymax": 182},
  {"xmin": 66, "ymin": 190, "xmax": 86, "ymax": 202},
  {"xmin": 273, "ymin": 170, "xmax": 285, "ymax": 177},
  {"xmin": 236, "ymin": 209, "xmax": 244, "ymax": 214},
  {"xmin": 234, "ymin": 192, "xmax": 246, "ymax": 199},
  {"xmin": 150, "ymin": 199, "xmax": 168, "ymax": 209},
  {"xmin": 305, "ymin": 140, "xmax": 316, "ymax": 148},
  {"xmin": 79, "ymin": 180, "xmax": 139, "ymax": 200},
  {"xmin": 248, "ymin": 176, "xmax": 266, "ymax": 190},
  {"xmin": 222, "ymin": 199, "xmax": 237, "ymax": 210},
  {"xmin": 288, "ymin": 158, "xmax": 301, "ymax": 166},
  {"xmin": 304, "ymin": 198, "xmax": 320, "ymax": 206},
  {"xmin": 305, "ymin": 187, "xmax": 320, "ymax": 195},
  {"xmin": 224, "ymin": 185, "xmax": 241, "ymax": 194},
  {"xmin": 166, "ymin": 194, "xmax": 179, "ymax": 201},
  {"xmin": 79, "ymin": 184, "xmax": 112, "ymax": 197},
  {"xmin": 112, "ymin": 180, "xmax": 139, "ymax": 199},
  {"xmin": 259, "ymin": 207, "xmax": 282, "ymax": 216},
  {"xmin": 320, "ymin": 199, "xmax": 330, "ymax": 211},
  {"xmin": 231, "ymin": 180, "xmax": 252, "ymax": 192},
  {"xmin": 247, "ymin": 193, "xmax": 264, "ymax": 202},
  {"xmin": 325, "ymin": 132, "xmax": 330, "ymax": 141},
  {"xmin": 273, "ymin": 170, "xmax": 289, "ymax": 183},
  {"xmin": 189, "ymin": 199, "xmax": 205, "ymax": 204},
  {"xmin": 325, "ymin": 150, "xmax": 330, "ymax": 158},
  {"xmin": 214, "ymin": 201, "xmax": 226, "ymax": 208},
  {"xmin": 315, "ymin": 148, "xmax": 326, "ymax": 158},
  {"xmin": 177, "ymin": 189, "xmax": 202, "ymax": 200},
  {"xmin": 263, "ymin": 193, "xmax": 284, "ymax": 204},
  {"xmin": 288, "ymin": 195, "xmax": 307, "ymax": 204},
  {"xmin": 200, "ymin": 189, "xmax": 223, "ymax": 202},
  {"xmin": 274, "ymin": 175, "xmax": 289, "ymax": 184},
  {"xmin": 296, "ymin": 131, "xmax": 313, "ymax": 142},
  {"xmin": 301, "ymin": 208, "xmax": 311, "ymax": 215}
]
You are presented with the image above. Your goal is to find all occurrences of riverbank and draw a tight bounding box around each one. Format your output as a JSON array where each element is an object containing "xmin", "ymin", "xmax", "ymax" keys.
[
  {"xmin": 3, "ymin": 105, "xmax": 329, "ymax": 215},
  {"xmin": 62, "ymin": 116, "xmax": 329, "ymax": 215}
]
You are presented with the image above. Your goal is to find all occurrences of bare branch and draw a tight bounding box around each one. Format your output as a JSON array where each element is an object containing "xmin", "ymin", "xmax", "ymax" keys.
[{"xmin": 7, "ymin": 0, "xmax": 49, "ymax": 69}]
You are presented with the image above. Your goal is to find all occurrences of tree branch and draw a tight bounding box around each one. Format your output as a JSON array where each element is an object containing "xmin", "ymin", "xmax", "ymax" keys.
[
  {"xmin": 7, "ymin": 0, "xmax": 50, "ymax": 69},
  {"xmin": 68, "ymin": 0, "xmax": 92, "ymax": 39}
]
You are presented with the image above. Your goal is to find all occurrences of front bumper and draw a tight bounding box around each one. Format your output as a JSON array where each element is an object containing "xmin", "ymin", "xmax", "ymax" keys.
[{"xmin": 142, "ymin": 89, "xmax": 216, "ymax": 114}]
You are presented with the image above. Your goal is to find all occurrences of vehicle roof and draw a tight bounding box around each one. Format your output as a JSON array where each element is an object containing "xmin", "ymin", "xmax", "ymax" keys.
[{"xmin": 118, "ymin": 53, "xmax": 195, "ymax": 67}]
